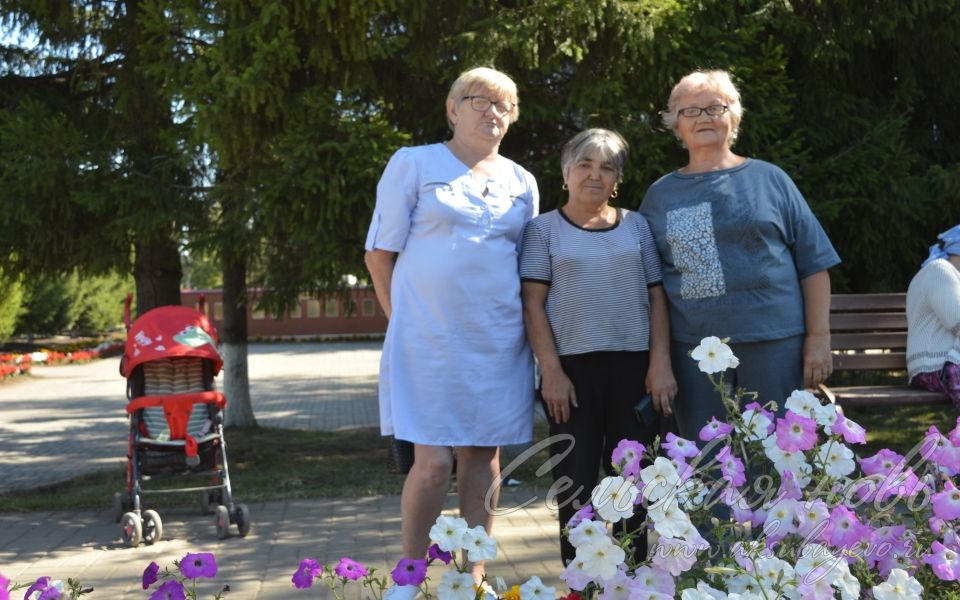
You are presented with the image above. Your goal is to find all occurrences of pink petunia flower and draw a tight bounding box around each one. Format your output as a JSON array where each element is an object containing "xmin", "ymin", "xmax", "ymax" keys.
[
  {"xmin": 859, "ymin": 448, "xmax": 905, "ymax": 476},
  {"xmin": 334, "ymin": 557, "xmax": 368, "ymax": 581},
  {"xmin": 933, "ymin": 480, "xmax": 960, "ymax": 521},
  {"xmin": 775, "ymin": 411, "xmax": 818, "ymax": 452},
  {"xmin": 663, "ymin": 433, "xmax": 699, "ymax": 461},
  {"xmin": 717, "ymin": 445, "xmax": 746, "ymax": 487},
  {"xmin": 566, "ymin": 504, "xmax": 595, "ymax": 529},
  {"xmin": 821, "ymin": 504, "xmax": 870, "ymax": 549},
  {"xmin": 630, "ymin": 565, "xmax": 675, "ymax": 597},
  {"xmin": 777, "ymin": 469, "xmax": 803, "ymax": 500},
  {"xmin": 699, "ymin": 416, "xmax": 734, "ymax": 442},
  {"xmin": 829, "ymin": 413, "xmax": 867, "ymax": 444},
  {"xmin": 923, "ymin": 540, "xmax": 960, "ymax": 581}
]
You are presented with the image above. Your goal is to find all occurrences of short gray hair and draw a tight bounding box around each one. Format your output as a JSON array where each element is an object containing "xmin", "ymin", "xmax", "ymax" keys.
[
  {"xmin": 560, "ymin": 128, "xmax": 629, "ymax": 182},
  {"xmin": 661, "ymin": 70, "xmax": 744, "ymax": 146}
]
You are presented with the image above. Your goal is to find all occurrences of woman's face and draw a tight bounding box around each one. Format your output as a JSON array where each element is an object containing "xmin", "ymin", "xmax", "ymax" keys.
[
  {"xmin": 673, "ymin": 88, "xmax": 735, "ymax": 151},
  {"xmin": 447, "ymin": 87, "xmax": 514, "ymax": 144},
  {"xmin": 564, "ymin": 148, "xmax": 618, "ymax": 207}
]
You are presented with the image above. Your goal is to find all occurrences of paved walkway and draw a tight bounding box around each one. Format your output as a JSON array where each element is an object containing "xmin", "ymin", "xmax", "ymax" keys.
[{"xmin": 0, "ymin": 342, "xmax": 564, "ymax": 597}]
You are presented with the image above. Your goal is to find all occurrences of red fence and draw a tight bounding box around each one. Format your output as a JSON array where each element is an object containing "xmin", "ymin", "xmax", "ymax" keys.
[{"xmin": 180, "ymin": 288, "xmax": 387, "ymax": 339}]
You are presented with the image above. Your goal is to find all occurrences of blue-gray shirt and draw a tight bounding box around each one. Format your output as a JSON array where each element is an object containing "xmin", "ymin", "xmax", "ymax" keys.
[{"xmin": 639, "ymin": 159, "xmax": 840, "ymax": 344}]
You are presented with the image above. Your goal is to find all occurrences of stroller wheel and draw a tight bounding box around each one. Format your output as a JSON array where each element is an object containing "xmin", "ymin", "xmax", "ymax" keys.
[
  {"xmin": 143, "ymin": 510, "xmax": 163, "ymax": 545},
  {"xmin": 235, "ymin": 503, "xmax": 251, "ymax": 537},
  {"xmin": 215, "ymin": 505, "xmax": 231, "ymax": 540},
  {"xmin": 121, "ymin": 512, "xmax": 142, "ymax": 548}
]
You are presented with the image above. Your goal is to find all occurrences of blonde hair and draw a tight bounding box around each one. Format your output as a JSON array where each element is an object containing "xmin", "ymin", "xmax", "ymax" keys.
[
  {"xmin": 661, "ymin": 70, "xmax": 744, "ymax": 146},
  {"xmin": 447, "ymin": 67, "xmax": 520, "ymax": 128}
]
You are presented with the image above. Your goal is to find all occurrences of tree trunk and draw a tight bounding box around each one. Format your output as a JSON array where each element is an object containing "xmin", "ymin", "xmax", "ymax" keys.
[
  {"xmin": 221, "ymin": 246, "xmax": 257, "ymax": 428},
  {"xmin": 134, "ymin": 236, "xmax": 182, "ymax": 315}
]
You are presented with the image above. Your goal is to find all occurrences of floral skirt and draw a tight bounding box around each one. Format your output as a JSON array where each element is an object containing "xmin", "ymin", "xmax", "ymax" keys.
[{"xmin": 911, "ymin": 362, "xmax": 960, "ymax": 411}]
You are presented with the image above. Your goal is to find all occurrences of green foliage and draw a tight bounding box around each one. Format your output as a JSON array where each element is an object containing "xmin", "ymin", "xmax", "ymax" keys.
[
  {"xmin": 13, "ymin": 271, "xmax": 130, "ymax": 336},
  {"xmin": 3, "ymin": 0, "xmax": 959, "ymax": 298},
  {"xmin": 0, "ymin": 267, "xmax": 25, "ymax": 342}
]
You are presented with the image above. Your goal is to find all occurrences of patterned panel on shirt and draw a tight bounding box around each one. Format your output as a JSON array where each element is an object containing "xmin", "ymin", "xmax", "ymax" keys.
[{"xmin": 666, "ymin": 202, "xmax": 725, "ymax": 300}]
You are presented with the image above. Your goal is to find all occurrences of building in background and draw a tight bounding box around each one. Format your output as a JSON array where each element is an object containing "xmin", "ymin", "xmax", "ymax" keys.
[{"xmin": 180, "ymin": 287, "xmax": 387, "ymax": 339}]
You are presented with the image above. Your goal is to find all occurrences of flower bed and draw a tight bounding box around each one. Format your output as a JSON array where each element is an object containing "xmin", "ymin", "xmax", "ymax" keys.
[
  {"xmin": 0, "ymin": 341, "xmax": 124, "ymax": 383},
  {"xmin": 3, "ymin": 337, "xmax": 960, "ymax": 599}
]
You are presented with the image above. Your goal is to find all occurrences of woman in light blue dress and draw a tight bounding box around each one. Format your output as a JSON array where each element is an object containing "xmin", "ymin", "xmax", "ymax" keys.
[{"xmin": 364, "ymin": 66, "xmax": 538, "ymax": 595}]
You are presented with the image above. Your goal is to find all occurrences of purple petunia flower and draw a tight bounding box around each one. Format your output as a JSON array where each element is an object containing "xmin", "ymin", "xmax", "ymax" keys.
[
  {"xmin": 427, "ymin": 543, "xmax": 453, "ymax": 565},
  {"xmin": 699, "ymin": 416, "xmax": 733, "ymax": 442},
  {"xmin": 663, "ymin": 432, "xmax": 699, "ymax": 461},
  {"xmin": 829, "ymin": 413, "xmax": 867, "ymax": 444},
  {"xmin": 333, "ymin": 557, "xmax": 368, "ymax": 581},
  {"xmin": 291, "ymin": 558, "xmax": 322, "ymax": 589},
  {"xmin": 0, "ymin": 572, "xmax": 9, "ymax": 599},
  {"xmin": 923, "ymin": 540, "xmax": 960, "ymax": 581},
  {"xmin": 142, "ymin": 561, "xmax": 160, "ymax": 589},
  {"xmin": 37, "ymin": 587, "xmax": 62, "ymax": 600},
  {"xmin": 717, "ymin": 445, "xmax": 746, "ymax": 487},
  {"xmin": 933, "ymin": 480, "xmax": 960, "ymax": 521},
  {"xmin": 859, "ymin": 448, "xmax": 905, "ymax": 476},
  {"xmin": 23, "ymin": 576, "xmax": 51, "ymax": 600},
  {"xmin": 390, "ymin": 558, "xmax": 427, "ymax": 586},
  {"xmin": 180, "ymin": 552, "xmax": 218, "ymax": 579},
  {"xmin": 822, "ymin": 504, "xmax": 870, "ymax": 549},
  {"xmin": 566, "ymin": 504, "xmax": 595, "ymax": 529},
  {"xmin": 775, "ymin": 411, "xmax": 818, "ymax": 452},
  {"xmin": 611, "ymin": 439, "xmax": 645, "ymax": 478},
  {"xmin": 149, "ymin": 579, "xmax": 187, "ymax": 600}
]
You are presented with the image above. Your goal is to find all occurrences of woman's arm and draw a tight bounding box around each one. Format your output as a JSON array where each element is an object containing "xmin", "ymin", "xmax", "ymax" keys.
[
  {"xmin": 801, "ymin": 269, "xmax": 833, "ymax": 389},
  {"xmin": 646, "ymin": 284, "xmax": 677, "ymax": 415},
  {"xmin": 364, "ymin": 249, "xmax": 398, "ymax": 319},
  {"xmin": 521, "ymin": 281, "xmax": 577, "ymax": 423}
]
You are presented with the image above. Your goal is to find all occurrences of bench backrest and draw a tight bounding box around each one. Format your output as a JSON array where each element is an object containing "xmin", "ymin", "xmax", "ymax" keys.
[{"xmin": 829, "ymin": 293, "xmax": 907, "ymax": 371}]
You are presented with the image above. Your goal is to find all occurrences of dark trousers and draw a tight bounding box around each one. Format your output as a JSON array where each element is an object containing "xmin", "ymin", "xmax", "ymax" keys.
[{"xmin": 544, "ymin": 351, "xmax": 657, "ymax": 567}]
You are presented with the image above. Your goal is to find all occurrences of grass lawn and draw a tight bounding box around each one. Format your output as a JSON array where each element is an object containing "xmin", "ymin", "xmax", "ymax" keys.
[{"xmin": 1, "ymin": 401, "xmax": 955, "ymax": 513}]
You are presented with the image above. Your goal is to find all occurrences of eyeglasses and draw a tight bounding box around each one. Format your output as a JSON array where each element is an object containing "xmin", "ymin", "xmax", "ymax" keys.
[
  {"xmin": 462, "ymin": 95, "xmax": 516, "ymax": 115},
  {"xmin": 677, "ymin": 104, "xmax": 729, "ymax": 118}
]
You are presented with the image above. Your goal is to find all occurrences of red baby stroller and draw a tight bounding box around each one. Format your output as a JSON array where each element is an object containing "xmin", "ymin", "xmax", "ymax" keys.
[{"xmin": 113, "ymin": 295, "xmax": 250, "ymax": 547}]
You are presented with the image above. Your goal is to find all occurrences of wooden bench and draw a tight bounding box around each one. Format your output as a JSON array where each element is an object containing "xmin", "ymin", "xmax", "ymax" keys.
[{"xmin": 820, "ymin": 293, "xmax": 951, "ymax": 408}]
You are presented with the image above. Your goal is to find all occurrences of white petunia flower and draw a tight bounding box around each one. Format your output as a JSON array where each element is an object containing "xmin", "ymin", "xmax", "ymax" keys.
[
  {"xmin": 568, "ymin": 518, "xmax": 609, "ymax": 549},
  {"xmin": 577, "ymin": 539, "xmax": 626, "ymax": 583},
  {"xmin": 691, "ymin": 336, "xmax": 740, "ymax": 373},
  {"xmin": 784, "ymin": 389, "xmax": 821, "ymax": 421},
  {"xmin": 462, "ymin": 525, "xmax": 497, "ymax": 562},
  {"xmin": 816, "ymin": 441, "xmax": 855, "ymax": 478},
  {"xmin": 739, "ymin": 408, "xmax": 773, "ymax": 442},
  {"xmin": 795, "ymin": 544, "xmax": 842, "ymax": 585},
  {"xmin": 590, "ymin": 476, "xmax": 638, "ymax": 523},
  {"xmin": 437, "ymin": 570, "xmax": 476, "ymax": 600},
  {"xmin": 648, "ymin": 498, "xmax": 694, "ymax": 540},
  {"xmin": 640, "ymin": 457, "xmax": 680, "ymax": 503},
  {"xmin": 872, "ymin": 568, "xmax": 923, "ymax": 600},
  {"xmin": 679, "ymin": 582, "xmax": 727, "ymax": 599},
  {"xmin": 519, "ymin": 576, "xmax": 556, "ymax": 600},
  {"xmin": 676, "ymin": 477, "xmax": 708, "ymax": 511},
  {"xmin": 762, "ymin": 435, "xmax": 813, "ymax": 486},
  {"xmin": 429, "ymin": 514, "xmax": 469, "ymax": 552}
]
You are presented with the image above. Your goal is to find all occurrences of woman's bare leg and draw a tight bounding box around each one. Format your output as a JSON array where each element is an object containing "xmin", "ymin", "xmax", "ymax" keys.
[
  {"xmin": 400, "ymin": 444, "xmax": 455, "ymax": 560},
  {"xmin": 455, "ymin": 445, "xmax": 500, "ymax": 583}
]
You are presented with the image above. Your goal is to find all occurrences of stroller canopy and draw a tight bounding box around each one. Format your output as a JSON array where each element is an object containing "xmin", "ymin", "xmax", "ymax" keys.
[{"xmin": 121, "ymin": 305, "xmax": 222, "ymax": 377}]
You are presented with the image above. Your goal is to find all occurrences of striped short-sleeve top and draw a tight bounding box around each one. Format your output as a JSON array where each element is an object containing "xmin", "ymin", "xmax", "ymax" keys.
[{"xmin": 519, "ymin": 207, "xmax": 663, "ymax": 356}]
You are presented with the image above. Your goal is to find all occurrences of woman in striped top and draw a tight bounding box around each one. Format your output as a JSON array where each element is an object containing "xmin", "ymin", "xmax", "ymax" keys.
[{"xmin": 519, "ymin": 128, "xmax": 676, "ymax": 567}]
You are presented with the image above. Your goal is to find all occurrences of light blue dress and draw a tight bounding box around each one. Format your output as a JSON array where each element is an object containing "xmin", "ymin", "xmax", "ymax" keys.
[{"xmin": 364, "ymin": 143, "xmax": 539, "ymax": 446}]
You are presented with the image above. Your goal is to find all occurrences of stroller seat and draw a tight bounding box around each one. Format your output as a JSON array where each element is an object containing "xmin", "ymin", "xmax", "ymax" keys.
[{"xmin": 138, "ymin": 357, "xmax": 219, "ymax": 447}]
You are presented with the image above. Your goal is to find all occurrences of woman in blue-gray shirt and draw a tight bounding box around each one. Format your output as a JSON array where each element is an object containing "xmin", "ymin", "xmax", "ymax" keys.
[{"xmin": 639, "ymin": 70, "xmax": 841, "ymax": 440}]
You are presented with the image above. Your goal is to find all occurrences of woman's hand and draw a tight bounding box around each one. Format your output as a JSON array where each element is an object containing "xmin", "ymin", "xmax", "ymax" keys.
[
  {"xmin": 540, "ymin": 365, "xmax": 577, "ymax": 424},
  {"xmin": 646, "ymin": 361, "xmax": 677, "ymax": 416},
  {"xmin": 803, "ymin": 332, "xmax": 833, "ymax": 389}
]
